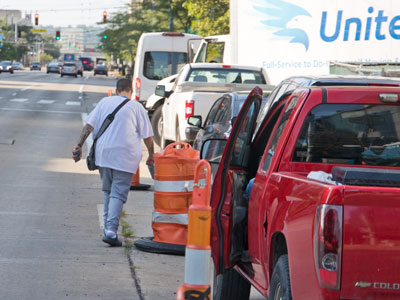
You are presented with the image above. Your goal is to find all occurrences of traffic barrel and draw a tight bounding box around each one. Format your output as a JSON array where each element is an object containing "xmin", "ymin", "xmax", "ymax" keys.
[
  {"xmin": 134, "ymin": 142, "xmax": 200, "ymax": 255},
  {"xmin": 130, "ymin": 166, "xmax": 151, "ymax": 190},
  {"xmin": 177, "ymin": 159, "xmax": 212, "ymax": 300}
]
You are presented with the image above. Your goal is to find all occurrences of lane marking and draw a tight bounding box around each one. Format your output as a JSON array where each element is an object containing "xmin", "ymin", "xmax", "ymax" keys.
[
  {"xmin": 78, "ymin": 95, "xmax": 82, "ymax": 100},
  {"xmin": 21, "ymin": 85, "xmax": 35, "ymax": 91},
  {"xmin": 66, "ymin": 101, "xmax": 81, "ymax": 106},
  {"xmin": 0, "ymin": 107, "xmax": 81, "ymax": 114},
  {"xmin": 37, "ymin": 100, "xmax": 55, "ymax": 104},
  {"xmin": 97, "ymin": 204, "xmax": 104, "ymax": 230},
  {"xmin": 12, "ymin": 92, "xmax": 17, "ymax": 96},
  {"xmin": 79, "ymin": 85, "xmax": 84, "ymax": 93},
  {"xmin": 10, "ymin": 98, "xmax": 28, "ymax": 102}
]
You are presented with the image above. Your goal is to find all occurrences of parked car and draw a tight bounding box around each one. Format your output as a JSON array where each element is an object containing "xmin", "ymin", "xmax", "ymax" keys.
[
  {"xmin": 145, "ymin": 74, "xmax": 178, "ymax": 146},
  {"xmin": 201, "ymin": 76, "xmax": 400, "ymax": 300},
  {"xmin": 159, "ymin": 63, "xmax": 272, "ymax": 148},
  {"xmin": 61, "ymin": 62, "xmax": 78, "ymax": 77},
  {"xmin": 46, "ymin": 62, "xmax": 60, "ymax": 74},
  {"xmin": 188, "ymin": 92, "xmax": 267, "ymax": 150},
  {"xmin": 12, "ymin": 61, "xmax": 23, "ymax": 70},
  {"xmin": 94, "ymin": 63, "xmax": 108, "ymax": 76},
  {"xmin": 30, "ymin": 62, "xmax": 41, "ymax": 71},
  {"xmin": 0, "ymin": 61, "xmax": 14, "ymax": 73}
]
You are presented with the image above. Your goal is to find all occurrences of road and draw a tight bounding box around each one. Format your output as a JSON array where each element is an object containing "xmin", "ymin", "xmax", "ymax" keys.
[
  {"xmin": 0, "ymin": 69, "xmax": 264, "ymax": 300},
  {"xmin": 0, "ymin": 69, "xmax": 139, "ymax": 299}
]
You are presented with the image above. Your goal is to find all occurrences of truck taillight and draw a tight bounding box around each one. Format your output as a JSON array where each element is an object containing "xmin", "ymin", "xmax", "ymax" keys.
[
  {"xmin": 135, "ymin": 78, "xmax": 141, "ymax": 101},
  {"xmin": 185, "ymin": 100, "xmax": 194, "ymax": 119},
  {"xmin": 313, "ymin": 204, "xmax": 343, "ymax": 290}
]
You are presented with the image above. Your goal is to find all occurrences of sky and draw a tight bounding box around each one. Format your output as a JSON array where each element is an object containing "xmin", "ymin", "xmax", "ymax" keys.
[{"xmin": 0, "ymin": 0, "xmax": 131, "ymax": 27}]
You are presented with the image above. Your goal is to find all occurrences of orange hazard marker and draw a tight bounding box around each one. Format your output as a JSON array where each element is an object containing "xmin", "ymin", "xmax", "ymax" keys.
[
  {"xmin": 177, "ymin": 159, "xmax": 212, "ymax": 300},
  {"xmin": 108, "ymin": 89, "xmax": 112, "ymax": 96},
  {"xmin": 130, "ymin": 166, "xmax": 151, "ymax": 191}
]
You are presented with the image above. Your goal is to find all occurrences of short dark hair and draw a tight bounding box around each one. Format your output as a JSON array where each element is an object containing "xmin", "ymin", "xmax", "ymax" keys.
[{"xmin": 116, "ymin": 78, "xmax": 132, "ymax": 93}]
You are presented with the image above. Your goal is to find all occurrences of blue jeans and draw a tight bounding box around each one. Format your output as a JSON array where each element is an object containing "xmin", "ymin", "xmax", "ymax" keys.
[{"xmin": 99, "ymin": 167, "xmax": 133, "ymax": 233}]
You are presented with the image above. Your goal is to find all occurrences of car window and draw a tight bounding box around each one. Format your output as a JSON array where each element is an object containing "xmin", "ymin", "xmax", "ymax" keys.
[
  {"xmin": 292, "ymin": 104, "xmax": 400, "ymax": 166},
  {"xmin": 187, "ymin": 68, "xmax": 265, "ymax": 84},
  {"xmin": 231, "ymin": 101, "xmax": 257, "ymax": 166},
  {"xmin": 64, "ymin": 63, "xmax": 75, "ymax": 67},
  {"xmin": 262, "ymin": 96, "xmax": 299, "ymax": 171},
  {"xmin": 143, "ymin": 51, "xmax": 187, "ymax": 81},
  {"xmin": 204, "ymin": 97, "xmax": 224, "ymax": 127}
]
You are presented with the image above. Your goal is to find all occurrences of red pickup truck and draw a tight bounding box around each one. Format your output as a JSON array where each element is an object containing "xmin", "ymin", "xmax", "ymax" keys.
[{"xmin": 202, "ymin": 84, "xmax": 400, "ymax": 299}]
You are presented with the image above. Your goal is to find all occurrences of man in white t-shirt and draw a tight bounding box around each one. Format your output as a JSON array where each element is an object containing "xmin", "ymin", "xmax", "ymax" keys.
[{"xmin": 72, "ymin": 78, "xmax": 154, "ymax": 246}]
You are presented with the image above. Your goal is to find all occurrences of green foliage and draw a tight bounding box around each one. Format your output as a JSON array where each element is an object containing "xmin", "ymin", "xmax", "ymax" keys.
[
  {"xmin": 184, "ymin": 0, "xmax": 229, "ymax": 36},
  {"xmin": 40, "ymin": 52, "xmax": 53, "ymax": 64},
  {"xmin": 0, "ymin": 42, "xmax": 17, "ymax": 60}
]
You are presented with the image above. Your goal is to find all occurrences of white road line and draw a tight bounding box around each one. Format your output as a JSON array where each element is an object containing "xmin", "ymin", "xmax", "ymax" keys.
[
  {"xmin": 0, "ymin": 107, "xmax": 81, "ymax": 114},
  {"xmin": 21, "ymin": 85, "xmax": 34, "ymax": 91},
  {"xmin": 66, "ymin": 101, "xmax": 81, "ymax": 106},
  {"xmin": 37, "ymin": 100, "xmax": 55, "ymax": 104},
  {"xmin": 97, "ymin": 204, "xmax": 104, "ymax": 230},
  {"xmin": 10, "ymin": 98, "xmax": 28, "ymax": 102},
  {"xmin": 79, "ymin": 85, "xmax": 84, "ymax": 93},
  {"xmin": 78, "ymin": 95, "xmax": 82, "ymax": 100},
  {"xmin": 11, "ymin": 92, "xmax": 17, "ymax": 96}
]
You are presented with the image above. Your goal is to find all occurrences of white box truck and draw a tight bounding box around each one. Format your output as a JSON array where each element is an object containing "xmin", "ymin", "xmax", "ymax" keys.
[
  {"xmin": 132, "ymin": 32, "xmax": 201, "ymax": 104},
  {"xmin": 229, "ymin": 0, "xmax": 400, "ymax": 84}
]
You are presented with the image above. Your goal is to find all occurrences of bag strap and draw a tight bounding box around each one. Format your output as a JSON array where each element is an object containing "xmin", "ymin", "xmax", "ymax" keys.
[{"xmin": 94, "ymin": 98, "xmax": 130, "ymax": 142}]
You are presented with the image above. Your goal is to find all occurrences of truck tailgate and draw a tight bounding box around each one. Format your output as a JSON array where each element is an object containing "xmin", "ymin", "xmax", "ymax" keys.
[{"xmin": 341, "ymin": 186, "xmax": 400, "ymax": 299}]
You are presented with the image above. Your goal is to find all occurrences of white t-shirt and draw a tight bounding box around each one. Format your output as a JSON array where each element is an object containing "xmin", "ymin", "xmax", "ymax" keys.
[{"xmin": 85, "ymin": 96, "xmax": 153, "ymax": 174}]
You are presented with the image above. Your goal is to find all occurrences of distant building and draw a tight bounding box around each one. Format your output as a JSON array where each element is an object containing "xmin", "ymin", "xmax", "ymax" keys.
[{"xmin": 0, "ymin": 10, "xmax": 31, "ymax": 26}]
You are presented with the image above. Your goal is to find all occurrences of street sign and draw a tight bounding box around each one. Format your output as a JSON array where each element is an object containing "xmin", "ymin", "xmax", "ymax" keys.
[{"xmin": 31, "ymin": 29, "xmax": 47, "ymax": 33}]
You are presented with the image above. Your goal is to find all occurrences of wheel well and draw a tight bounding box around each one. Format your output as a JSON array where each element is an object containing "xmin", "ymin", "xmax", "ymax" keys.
[
  {"xmin": 148, "ymin": 99, "xmax": 164, "ymax": 119},
  {"xmin": 269, "ymin": 232, "xmax": 288, "ymax": 275}
]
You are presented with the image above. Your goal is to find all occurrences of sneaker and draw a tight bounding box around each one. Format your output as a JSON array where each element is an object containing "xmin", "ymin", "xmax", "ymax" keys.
[{"xmin": 102, "ymin": 235, "xmax": 122, "ymax": 247}]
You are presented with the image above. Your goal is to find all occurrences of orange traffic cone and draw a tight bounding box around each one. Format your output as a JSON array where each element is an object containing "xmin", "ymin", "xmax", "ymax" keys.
[
  {"xmin": 108, "ymin": 89, "xmax": 112, "ymax": 96},
  {"xmin": 130, "ymin": 166, "xmax": 151, "ymax": 190}
]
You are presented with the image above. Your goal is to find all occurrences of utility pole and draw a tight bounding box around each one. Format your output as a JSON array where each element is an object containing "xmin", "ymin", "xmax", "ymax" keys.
[{"xmin": 169, "ymin": 0, "xmax": 174, "ymax": 32}]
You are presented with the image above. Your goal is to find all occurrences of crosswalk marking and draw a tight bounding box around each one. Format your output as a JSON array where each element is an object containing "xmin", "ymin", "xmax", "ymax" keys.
[
  {"xmin": 37, "ymin": 100, "xmax": 55, "ymax": 104},
  {"xmin": 66, "ymin": 101, "xmax": 81, "ymax": 106},
  {"xmin": 10, "ymin": 98, "xmax": 28, "ymax": 102}
]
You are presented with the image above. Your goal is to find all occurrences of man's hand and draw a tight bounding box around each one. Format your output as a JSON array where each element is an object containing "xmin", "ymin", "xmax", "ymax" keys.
[
  {"xmin": 146, "ymin": 154, "xmax": 154, "ymax": 166},
  {"xmin": 72, "ymin": 145, "xmax": 82, "ymax": 162}
]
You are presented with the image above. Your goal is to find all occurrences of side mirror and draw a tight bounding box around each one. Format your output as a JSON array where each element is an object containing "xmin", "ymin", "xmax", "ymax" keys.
[
  {"xmin": 200, "ymin": 138, "xmax": 227, "ymax": 163},
  {"xmin": 155, "ymin": 85, "xmax": 166, "ymax": 97},
  {"xmin": 231, "ymin": 116, "xmax": 237, "ymax": 126},
  {"xmin": 187, "ymin": 115, "xmax": 202, "ymax": 127}
]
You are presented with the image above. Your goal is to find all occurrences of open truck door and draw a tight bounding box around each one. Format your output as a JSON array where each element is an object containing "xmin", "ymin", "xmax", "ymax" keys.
[{"xmin": 201, "ymin": 87, "xmax": 263, "ymax": 274}]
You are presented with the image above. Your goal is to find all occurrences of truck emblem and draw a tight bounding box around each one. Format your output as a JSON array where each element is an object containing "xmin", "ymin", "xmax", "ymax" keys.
[
  {"xmin": 254, "ymin": 0, "xmax": 311, "ymax": 51},
  {"xmin": 355, "ymin": 281, "xmax": 372, "ymax": 288}
]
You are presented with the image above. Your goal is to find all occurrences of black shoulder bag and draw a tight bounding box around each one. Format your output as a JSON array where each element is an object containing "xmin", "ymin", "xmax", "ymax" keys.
[{"xmin": 86, "ymin": 99, "xmax": 129, "ymax": 171}]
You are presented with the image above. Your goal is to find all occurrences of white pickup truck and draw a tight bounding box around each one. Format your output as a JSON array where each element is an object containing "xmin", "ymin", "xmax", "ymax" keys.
[{"xmin": 156, "ymin": 63, "xmax": 274, "ymax": 148}]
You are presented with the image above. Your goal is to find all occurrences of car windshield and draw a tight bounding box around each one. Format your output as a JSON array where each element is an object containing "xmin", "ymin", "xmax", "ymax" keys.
[
  {"xmin": 186, "ymin": 68, "xmax": 266, "ymax": 84},
  {"xmin": 1, "ymin": 61, "xmax": 11, "ymax": 65},
  {"xmin": 293, "ymin": 104, "xmax": 400, "ymax": 166}
]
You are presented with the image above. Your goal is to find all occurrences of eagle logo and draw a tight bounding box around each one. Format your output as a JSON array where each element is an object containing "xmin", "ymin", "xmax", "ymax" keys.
[{"xmin": 254, "ymin": 0, "xmax": 312, "ymax": 51}]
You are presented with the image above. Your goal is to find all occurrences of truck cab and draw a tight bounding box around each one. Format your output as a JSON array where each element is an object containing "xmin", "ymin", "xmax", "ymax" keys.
[{"xmin": 203, "ymin": 81, "xmax": 400, "ymax": 300}]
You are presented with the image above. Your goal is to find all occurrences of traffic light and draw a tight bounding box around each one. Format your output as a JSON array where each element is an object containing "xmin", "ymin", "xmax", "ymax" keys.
[
  {"xmin": 34, "ymin": 13, "xmax": 39, "ymax": 26},
  {"xmin": 103, "ymin": 11, "xmax": 107, "ymax": 23},
  {"xmin": 56, "ymin": 31, "xmax": 60, "ymax": 40},
  {"xmin": 103, "ymin": 35, "xmax": 108, "ymax": 39}
]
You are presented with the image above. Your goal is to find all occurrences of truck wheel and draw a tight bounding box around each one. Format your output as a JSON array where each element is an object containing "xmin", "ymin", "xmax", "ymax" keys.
[
  {"xmin": 213, "ymin": 268, "xmax": 250, "ymax": 300},
  {"xmin": 269, "ymin": 255, "xmax": 292, "ymax": 300},
  {"xmin": 151, "ymin": 105, "xmax": 163, "ymax": 147}
]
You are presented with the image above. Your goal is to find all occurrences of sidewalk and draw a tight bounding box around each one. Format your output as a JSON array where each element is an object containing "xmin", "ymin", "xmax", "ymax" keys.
[{"xmin": 123, "ymin": 144, "xmax": 185, "ymax": 300}]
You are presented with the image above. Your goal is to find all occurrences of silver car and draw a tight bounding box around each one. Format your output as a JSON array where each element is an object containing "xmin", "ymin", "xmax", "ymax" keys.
[{"xmin": 61, "ymin": 62, "xmax": 78, "ymax": 77}]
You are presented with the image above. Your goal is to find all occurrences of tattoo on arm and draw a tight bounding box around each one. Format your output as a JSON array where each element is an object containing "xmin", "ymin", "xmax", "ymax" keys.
[
  {"xmin": 144, "ymin": 137, "xmax": 154, "ymax": 155},
  {"xmin": 77, "ymin": 124, "xmax": 94, "ymax": 146}
]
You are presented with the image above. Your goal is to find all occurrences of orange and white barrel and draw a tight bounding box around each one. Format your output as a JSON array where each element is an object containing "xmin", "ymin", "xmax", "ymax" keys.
[{"xmin": 152, "ymin": 142, "xmax": 200, "ymax": 245}]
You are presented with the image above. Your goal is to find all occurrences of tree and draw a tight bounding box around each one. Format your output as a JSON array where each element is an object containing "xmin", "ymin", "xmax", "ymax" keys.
[{"xmin": 183, "ymin": 0, "xmax": 229, "ymax": 36}]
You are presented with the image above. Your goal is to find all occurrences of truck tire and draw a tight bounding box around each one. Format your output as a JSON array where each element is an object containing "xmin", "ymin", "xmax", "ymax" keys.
[
  {"xmin": 213, "ymin": 268, "xmax": 250, "ymax": 300},
  {"xmin": 269, "ymin": 255, "xmax": 292, "ymax": 300},
  {"xmin": 150, "ymin": 105, "xmax": 163, "ymax": 147}
]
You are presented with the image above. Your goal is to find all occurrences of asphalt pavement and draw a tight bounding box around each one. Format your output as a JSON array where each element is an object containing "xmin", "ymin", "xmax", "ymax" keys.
[{"xmin": 0, "ymin": 68, "xmax": 264, "ymax": 300}]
